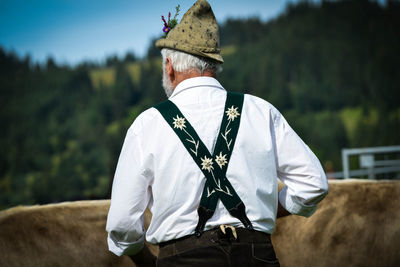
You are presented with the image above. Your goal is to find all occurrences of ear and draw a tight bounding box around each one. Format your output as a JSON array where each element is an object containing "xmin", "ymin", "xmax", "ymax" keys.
[{"xmin": 166, "ymin": 57, "xmax": 175, "ymax": 83}]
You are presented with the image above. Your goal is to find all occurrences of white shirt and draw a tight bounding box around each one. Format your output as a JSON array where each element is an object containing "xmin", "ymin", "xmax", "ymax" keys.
[{"xmin": 106, "ymin": 77, "xmax": 328, "ymax": 256}]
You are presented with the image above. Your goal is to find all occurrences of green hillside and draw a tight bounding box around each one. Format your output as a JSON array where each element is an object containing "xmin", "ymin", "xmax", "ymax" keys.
[{"xmin": 88, "ymin": 45, "xmax": 237, "ymax": 90}]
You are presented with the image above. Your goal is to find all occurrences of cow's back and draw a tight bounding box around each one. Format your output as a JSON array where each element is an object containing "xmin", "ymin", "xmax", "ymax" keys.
[
  {"xmin": 0, "ymin": 200, "xmax": 134, "ymax": 267},
  {"xmin": 272, "ymin": 179, "xmax": 400, "ymax": 267}
]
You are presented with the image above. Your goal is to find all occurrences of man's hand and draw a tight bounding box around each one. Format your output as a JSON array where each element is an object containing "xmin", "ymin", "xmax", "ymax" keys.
[
  {"xmin": 128, "ymin": 245, "xmax": 157, "ymax": 267},
  {"xmin": 277, "ymin": 201, "xmax": 291, "ymax": 218}
]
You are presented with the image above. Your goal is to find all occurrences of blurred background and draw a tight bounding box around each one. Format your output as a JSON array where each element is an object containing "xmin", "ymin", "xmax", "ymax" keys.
[{"xmin": 0, "ymin": 0, "xmax": 399, "ymax": 210}]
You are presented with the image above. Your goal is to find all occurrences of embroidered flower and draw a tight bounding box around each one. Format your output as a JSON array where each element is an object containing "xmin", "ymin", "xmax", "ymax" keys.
[
  {"xmin": 226, "ymin": 105, "xmax": 240, "ymax": 121},
  {"xmin": 201, "ymin": 156, "xmax": 214, "ymax": 172},
  {"xmin": 215, "ymin": 152, "xmax": 228, "ymax": 169},
  {"xmin": 172, "ymin": 115, "xmax": 186, "ymax": 130}
]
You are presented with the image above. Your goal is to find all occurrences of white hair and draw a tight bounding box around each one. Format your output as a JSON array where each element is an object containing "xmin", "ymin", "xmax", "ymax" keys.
[
  {"xmin": 161, "ymin": 48, "xmax": 222, "ymax": 75},
  {"xmin": 162, "ymin": 59, "xmax": 174, "ymax": 97}
]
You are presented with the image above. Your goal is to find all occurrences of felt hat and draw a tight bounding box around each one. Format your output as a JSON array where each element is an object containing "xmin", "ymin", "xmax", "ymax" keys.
[{"xmin": 155, "ymin": 0, "xmax": 223, "ymax": 63}]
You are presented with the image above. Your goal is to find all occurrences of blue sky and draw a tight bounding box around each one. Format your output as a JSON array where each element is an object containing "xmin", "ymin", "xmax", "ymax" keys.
[{"xmin": 0, "ymin": 0, "xmax": 383, "ymax": 65}]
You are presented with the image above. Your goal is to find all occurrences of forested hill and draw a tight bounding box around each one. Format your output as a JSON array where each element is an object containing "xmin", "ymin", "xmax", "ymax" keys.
[
  {"xmin": 218, "ymin": 0, "xmax": 399, "ymax": 111},
  {"xmin": 1, "ymin": 0, "xmax": 399, "ymax": 209}
]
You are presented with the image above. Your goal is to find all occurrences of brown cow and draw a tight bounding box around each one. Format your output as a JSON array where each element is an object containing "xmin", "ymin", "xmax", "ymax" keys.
[
  {"xmin": 273, "ymin": 179, "xmax": 400, "ymax": 267},
  {"xmin": 0, "ymin": 180, "xmax": 399, "ymax": 267},
  {"xmin": 0, "ymin": 200, "xmax": 135, "ymax": 267}
]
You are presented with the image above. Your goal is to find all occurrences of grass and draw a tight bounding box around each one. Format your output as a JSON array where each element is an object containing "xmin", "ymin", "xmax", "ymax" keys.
[
  {"xmin": 89, "ymin": 68, "xmax": 115, "ymax": 89},
  {"xmin": 221, "ymin": 45, "xmax": 237, "ymax": 57},
  {"xmin": 340, "ymin": 107, "xmax": 363, "ymax": 145},
  {"xmin": 126, "ymin": 63, "xmax": 141, "ymax": 86}
]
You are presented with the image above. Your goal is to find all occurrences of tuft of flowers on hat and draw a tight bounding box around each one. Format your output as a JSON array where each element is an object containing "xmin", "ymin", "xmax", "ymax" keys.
[{"xmin": 161, "ymin": 4, "xmax": 180, "ymax": 37}]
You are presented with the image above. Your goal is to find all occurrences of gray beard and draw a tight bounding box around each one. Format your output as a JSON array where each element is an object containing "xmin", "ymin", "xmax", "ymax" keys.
[{"xmin": 162, "ymin": 64, "xmax": 174, "ymax": 98}]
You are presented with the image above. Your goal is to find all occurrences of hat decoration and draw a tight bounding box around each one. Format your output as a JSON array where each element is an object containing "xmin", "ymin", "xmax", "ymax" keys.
[{"xmin": 161, "ymin": 5, "xmax": 181, "ymax": 37}]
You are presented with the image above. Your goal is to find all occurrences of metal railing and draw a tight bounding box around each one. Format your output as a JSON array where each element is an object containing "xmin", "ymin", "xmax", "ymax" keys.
[{"xmin": 336, "ymin": 146, "xmax": 400, "ymax": 179}]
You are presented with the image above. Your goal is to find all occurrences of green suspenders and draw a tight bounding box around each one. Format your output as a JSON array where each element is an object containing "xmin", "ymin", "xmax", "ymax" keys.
[{"xmin": 154, "ymin": 92, "xmax": 253, "ymax": 236}]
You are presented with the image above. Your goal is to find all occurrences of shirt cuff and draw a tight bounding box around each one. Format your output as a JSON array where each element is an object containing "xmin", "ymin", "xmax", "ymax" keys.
[
  {"xmin": 278, "ymin": 186, "xmax": 317, "ymax": 217},
  {"xmin": 107, "ymin": 233, "xmax": 145, "ymax": 256}
]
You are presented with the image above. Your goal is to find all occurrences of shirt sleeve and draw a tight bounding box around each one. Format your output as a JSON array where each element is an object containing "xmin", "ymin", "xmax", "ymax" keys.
[
  {"xmin": 271, "ymin": 108, "xmax": 328, "ymax": 217},
  {"xmin": 106, "ymin": 124, "xmax": 152, "ymax": 256}
]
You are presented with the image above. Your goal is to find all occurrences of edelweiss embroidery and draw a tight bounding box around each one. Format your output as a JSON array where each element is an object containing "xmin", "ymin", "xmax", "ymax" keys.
[
  {"xmin": 172, "ymin": 114, "xmax": 199, "ymax": 155},
  {"xmin": 226, "ymin": 105, "xmax": 240, "ymax": 121},
  {"xmin": 210, "ymin": 171, "xmax": 232, "ymax": 197},
  {"xmin": 207, "ymin": 187, "xmax": 216, "ymax": 197},
  {"xmin": 221, "ymin": 105, "xmax": 241, "ymax": 151},
  {"xmin": 215, "ymin": 152, "xmax": 228, "ymax": 169},
  {"xmin": 201, "ymin": 156, "xmax": 214, "ymax": 172},
  {"xmin": 172, "ymin": 115, "xmax": 186, "ymax": 130}
]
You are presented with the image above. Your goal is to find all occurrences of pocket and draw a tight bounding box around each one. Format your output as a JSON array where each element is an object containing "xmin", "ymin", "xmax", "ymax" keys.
[{"xmin": 252, "ymin": 243, "xmax": 280, "ymax": 266}]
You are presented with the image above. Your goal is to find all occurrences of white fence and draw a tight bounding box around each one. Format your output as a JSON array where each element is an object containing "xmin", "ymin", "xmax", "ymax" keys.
[{"xmin": 330, "ymin": 146, "xmax": 400, "ymax": 179}]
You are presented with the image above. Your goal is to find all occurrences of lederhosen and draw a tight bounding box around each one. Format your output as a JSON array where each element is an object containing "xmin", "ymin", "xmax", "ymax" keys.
[{"xmin": 154, "ymin": 92, "xmax": 253, "ymax": 236}]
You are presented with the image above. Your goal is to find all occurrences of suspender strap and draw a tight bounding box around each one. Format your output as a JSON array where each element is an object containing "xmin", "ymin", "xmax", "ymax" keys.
[
  {"xmin": 195, "ymin": 92, "xmax": 252, "ymax": 235},
  {"xmin": 154, "ymin": 92, "xmax": 253, "ymax": 237}
]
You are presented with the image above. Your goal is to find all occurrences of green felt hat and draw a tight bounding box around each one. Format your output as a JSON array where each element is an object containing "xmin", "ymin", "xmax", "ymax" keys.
[{"xmin": 155, "ymin": 0, "xmax": 223, "ymax": 63}]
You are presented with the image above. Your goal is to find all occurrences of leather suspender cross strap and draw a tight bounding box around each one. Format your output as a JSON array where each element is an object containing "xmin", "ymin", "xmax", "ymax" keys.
[{"xmin": 154, "ymin": 92, "xmax": 253, "ymax": 237}]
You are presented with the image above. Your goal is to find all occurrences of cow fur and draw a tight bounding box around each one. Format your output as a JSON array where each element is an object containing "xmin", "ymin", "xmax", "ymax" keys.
[
  {"xmin": 0, "ymin": 180, "xmax": 399, "ymax": 267},
  {"xmin": 0, "ymin": 200, "xmax": 134, "ymax": 267},
  {"xmin": 273, "ymin": 179, "xmax": 400, "ymax": 267}
]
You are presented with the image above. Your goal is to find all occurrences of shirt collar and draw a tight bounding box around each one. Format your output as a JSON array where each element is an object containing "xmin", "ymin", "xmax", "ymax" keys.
[{"xmin": 169, "ymin": 77, "xmax": 225, "ymax": 99}]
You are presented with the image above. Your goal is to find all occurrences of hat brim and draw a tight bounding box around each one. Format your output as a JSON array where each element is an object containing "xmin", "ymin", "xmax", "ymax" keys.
[{"xmin": 155, "ymin": 38, "xmax": 224, "ymax": 64}]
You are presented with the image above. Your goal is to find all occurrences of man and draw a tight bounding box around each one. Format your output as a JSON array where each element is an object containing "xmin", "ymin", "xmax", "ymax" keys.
[{"xmin": 106, "ymin": 1, "xmax": 328, "ymax": 266}]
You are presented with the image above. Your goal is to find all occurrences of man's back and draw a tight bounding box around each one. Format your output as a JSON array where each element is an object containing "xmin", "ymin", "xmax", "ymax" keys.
[{"xmin": 107, "ymin": 76, "xmax": 327, "ymax": 247}]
